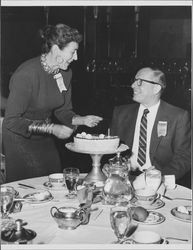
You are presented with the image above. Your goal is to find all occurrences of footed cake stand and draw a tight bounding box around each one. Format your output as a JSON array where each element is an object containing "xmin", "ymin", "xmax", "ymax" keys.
[{"xmin": 65, "ymin": 143, "xmax": 129, "ymax": 185}]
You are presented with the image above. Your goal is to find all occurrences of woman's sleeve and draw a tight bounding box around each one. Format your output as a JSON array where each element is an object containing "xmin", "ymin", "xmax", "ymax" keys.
[{"xmin": 3, "ymin": 72, "xmax": 33, "ymax": 137}]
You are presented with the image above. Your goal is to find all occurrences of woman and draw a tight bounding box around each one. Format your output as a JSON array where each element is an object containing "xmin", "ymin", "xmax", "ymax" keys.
[{"xmin": 2, "ymin": 23, "xmax": 102, "ymax": 182}]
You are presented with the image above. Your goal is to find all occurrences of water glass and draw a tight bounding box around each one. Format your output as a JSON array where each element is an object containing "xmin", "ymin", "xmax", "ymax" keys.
[
  {"xmin": 110, "ymin": 206, "xmax": 132, "ymax": 243},
  {"xmin": 63, "ymin": 168, "xmax": 80, "ymax": 199},
  {"xmin": 145, "ymin": 169, "xmax": 162, "ymax": 192}
]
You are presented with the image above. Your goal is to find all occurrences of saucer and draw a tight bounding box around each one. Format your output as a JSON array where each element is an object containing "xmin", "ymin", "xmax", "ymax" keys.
[
  {"xmin": 131, "ymin": 197, "xmax": 165, "ymax": 210},
  {"xmin": 171, "ymin": 206, "xmax": 192, "ymax": 223},
  {"xmin": 133, "ymin": 211, "xmax": 165, "ymax": 225},
  {"xmin": 23, "ymin": 190, "xmax": 53, "ymax": 204},
  {"xmin": 43, "ymin": 181, "xmax": 66, "ymax": 190}
]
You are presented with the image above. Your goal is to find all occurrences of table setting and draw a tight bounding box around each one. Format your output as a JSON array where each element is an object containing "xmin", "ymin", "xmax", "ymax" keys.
[{"xmin": 0, "ymin": 155, "xmax": 192, "ymax": 249}]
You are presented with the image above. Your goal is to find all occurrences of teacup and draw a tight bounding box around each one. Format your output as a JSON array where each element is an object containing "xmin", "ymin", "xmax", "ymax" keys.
[
  {"xmin": 48, "ymin": 173, "xmax": 64, "ymax": 188},
  {"xmin": 132, "ymin": 230, "xmax": 162, "ymax": 244},
  {"xmin": 134, "ymin": 188, "xmax": 158, "ymax": 206}
]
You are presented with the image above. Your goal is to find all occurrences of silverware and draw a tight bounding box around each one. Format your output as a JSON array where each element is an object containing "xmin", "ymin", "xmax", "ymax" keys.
[
  {"xmin": 94, "ymin": 209, "xmax": 103, "ymax": 220},
  {"xmin": 165, "ymin": 237, "xmax": 189, "ymax": 242},
  {"xmin": 18, "ymin": 183, "xmax": 36, "ymax": 189},
  {"xmin": 14, "ymin": 198, "xmax": 34, "ymax": 202},
  {"xmin": 162, "ymin": 195, "xmax": 191, "ymax": 201}
]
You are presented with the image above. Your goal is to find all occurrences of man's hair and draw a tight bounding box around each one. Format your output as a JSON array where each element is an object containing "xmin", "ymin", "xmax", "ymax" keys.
[{"xmin": 150, "ymin": 67, "xmax": 166, "ymax": 89}]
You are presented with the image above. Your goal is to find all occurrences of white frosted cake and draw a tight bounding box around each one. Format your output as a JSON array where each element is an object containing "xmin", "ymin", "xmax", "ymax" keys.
[{"xmin": 74, "ymin": 132, "xmax": 120, "ymax": 152}]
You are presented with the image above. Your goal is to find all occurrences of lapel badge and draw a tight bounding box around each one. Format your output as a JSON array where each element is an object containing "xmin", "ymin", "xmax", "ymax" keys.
[
  {"xmin": 54, "ymin": 73, "xmax": 67, "ymax": 92},
  {"xmin": 157, "ymin": 121, "xmax": 167, "ymax": 137}
]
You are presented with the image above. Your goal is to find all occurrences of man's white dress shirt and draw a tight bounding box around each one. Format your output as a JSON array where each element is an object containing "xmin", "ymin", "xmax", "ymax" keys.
[{"xmin": 131, "ymin": 101, "xmax": 160, "ymax": 171}]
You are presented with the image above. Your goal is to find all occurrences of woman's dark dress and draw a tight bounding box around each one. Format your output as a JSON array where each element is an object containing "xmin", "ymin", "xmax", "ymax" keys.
[{"xmin": 2, "ymin": 57, "xmax": 75, "ymax": 182}]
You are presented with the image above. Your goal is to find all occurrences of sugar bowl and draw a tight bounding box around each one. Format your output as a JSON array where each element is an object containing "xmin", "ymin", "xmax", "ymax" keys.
[{"xmin": 50, "ymin": 206, "xmax": 88, "ymax": 230}]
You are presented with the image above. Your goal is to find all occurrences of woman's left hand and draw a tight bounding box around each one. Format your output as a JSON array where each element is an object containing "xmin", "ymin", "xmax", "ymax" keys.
[{"xmin": 83, "ymin": 115, "xmax": 103, "ymax": 127}]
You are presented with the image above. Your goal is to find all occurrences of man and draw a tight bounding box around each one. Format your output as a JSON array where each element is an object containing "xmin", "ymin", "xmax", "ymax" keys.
[{"xmin": 110, "ymin": 67, "xmax": 191, "ymax": 182}]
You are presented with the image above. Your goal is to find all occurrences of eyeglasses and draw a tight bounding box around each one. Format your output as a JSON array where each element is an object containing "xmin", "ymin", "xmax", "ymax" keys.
[{"xmin": 133, "ymin": 78, "xmax": 162, "ymax": 87}]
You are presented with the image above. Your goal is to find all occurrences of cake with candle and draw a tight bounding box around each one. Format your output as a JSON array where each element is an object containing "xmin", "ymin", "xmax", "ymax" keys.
[{"xmin": 74, "ymin": 132, "xmax": 120, "ymax": 152}]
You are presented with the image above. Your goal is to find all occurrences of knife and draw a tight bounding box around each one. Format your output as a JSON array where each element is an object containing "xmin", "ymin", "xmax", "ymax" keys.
[
  {"xmin": 18, "ymin": 183, "xmax": 36, "ymax": 189},
  {"xmin": 162, "ymin": 195, "xmax": 173, "ymax": 200},
  {"xmin": 162, "ymin": 195, "xmax": 191, "ymax": 201}
]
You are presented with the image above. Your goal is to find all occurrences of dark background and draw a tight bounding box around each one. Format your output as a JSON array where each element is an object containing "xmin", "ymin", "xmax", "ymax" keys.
[{"xmin": 1, "ymin": 6, "xmax": 191, "ymax": 187}]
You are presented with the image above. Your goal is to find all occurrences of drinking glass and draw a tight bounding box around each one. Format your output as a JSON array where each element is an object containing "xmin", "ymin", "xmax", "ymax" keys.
[
  {"xmin": 63, "ymin": 168, "xmax": 80, "ymax": 199},
  {"xmin": 110, "ymin": 206, "xmax": 132, "ymax": 243},
  {"xmin": 1, "ymin": 186, "xmax": 15, "ymax": 219},
  {"xmin": 145, "ymin": 169, "xmax": 162, "ymax": 192}
]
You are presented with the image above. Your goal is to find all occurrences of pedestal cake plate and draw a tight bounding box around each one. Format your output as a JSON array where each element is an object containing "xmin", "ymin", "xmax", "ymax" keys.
[{"xmin": 65, "ymin": 143, "xmax": 129, "ymax": 185}]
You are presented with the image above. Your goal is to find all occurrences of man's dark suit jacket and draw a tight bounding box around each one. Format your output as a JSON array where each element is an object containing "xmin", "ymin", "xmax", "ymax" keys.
[{"xmin": 110, "ymin": 100, "xmax": 191, "ymax": 180}]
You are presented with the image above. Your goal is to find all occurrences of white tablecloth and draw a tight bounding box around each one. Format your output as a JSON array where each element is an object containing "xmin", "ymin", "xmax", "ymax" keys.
[{"xmin": 1, "ymin": 175, "xmax": 192, "ymax": 250}]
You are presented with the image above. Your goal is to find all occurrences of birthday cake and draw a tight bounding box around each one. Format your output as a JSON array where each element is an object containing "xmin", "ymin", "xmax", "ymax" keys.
[{"xmin": 74, "ymin": 132, "xmax": 120, "ymax": 152}]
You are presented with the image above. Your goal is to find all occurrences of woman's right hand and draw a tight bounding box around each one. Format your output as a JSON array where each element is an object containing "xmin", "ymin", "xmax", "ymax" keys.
[{"xmin": 52, "ymin": 124, "xmax": 73, "ymax": 139}]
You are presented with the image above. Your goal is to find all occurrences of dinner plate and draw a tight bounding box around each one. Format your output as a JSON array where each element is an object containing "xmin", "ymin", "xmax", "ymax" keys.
[
  {"xmin": 122, "ymin": 238, "xmax": 169, "ymax": 244},
  {"xmin": 23, "ymin": 191, "xmax": 53, "ymax": 204},
  {"xmin": 43, "ymin": 181, "xmax": 66, "ymax": 191},
  {"xmin": 133, "ymin": 211, "xmax": 165, "ymax": 225},
  {"xmin": 131, "ymin": 197, "xmax": 165, "ymax": 210},
  {"xmin": 171, "ymin": 207, "xmax": 192, "ymax": 223}
]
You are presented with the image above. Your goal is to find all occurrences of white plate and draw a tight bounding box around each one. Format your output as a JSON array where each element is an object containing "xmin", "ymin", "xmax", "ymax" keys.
[
  {"xmin": 23, "ymin": 191, "xmax": 53, "ymax": 204},
  {"xmin": 131, "ymin": 198, "xmax": 165, "ymax": 210},
  {"xmin": 43, "ymin": 181, "xmax": 66, "ymax": 191},
  {"xmin": 133, "ymin": 211, "xmax": 165, "ymax": 225},
  {"xmin": 122, "ymin": 238, "xmax": 169, "ymax": 244},
  {"xmin": 171, "ymin": 207, "xmax": 192, "ymax": 223}
]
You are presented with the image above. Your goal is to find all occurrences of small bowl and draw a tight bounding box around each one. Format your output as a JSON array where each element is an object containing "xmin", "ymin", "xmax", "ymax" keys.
[
  {"xmin": 132, "ymin": 230, "xmax": 162, "ymax": 244},
  {"xmin": 135, "ymin": 188, "xmax": 158, "ymax": 206},
  {"xmin": 48, "ymin": 173, "xmax": 64, "ymax": 187}
]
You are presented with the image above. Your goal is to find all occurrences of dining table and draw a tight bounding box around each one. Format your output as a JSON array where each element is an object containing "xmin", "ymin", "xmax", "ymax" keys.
[{"xmin": 1, "ymin": 174, "xmax": 192, "ymax": 250}]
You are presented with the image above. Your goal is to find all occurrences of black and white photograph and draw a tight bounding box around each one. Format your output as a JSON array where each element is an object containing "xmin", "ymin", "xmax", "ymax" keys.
[{"xmin": 0, "ymin": 1, "xmax": 192, "ymax": 249}]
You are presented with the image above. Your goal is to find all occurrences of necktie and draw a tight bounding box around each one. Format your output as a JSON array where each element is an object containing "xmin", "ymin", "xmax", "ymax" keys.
[{"xmin": 137, "ymin": 108, "xmax": 149, "ymax": 167}]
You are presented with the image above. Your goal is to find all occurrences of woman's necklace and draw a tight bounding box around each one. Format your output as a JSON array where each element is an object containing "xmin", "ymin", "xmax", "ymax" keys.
[{"xmin": 40, "ymin": 54, "xmax": 59, "ymax": 75}]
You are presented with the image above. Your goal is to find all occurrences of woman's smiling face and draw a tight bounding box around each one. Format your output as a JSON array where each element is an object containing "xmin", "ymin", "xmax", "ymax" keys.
[{"xmin": 58, "ymin": 41, "xmax": 79, "ymax": 70}]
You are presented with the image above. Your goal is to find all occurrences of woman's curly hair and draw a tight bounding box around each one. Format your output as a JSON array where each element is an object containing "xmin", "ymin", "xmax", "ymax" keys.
[{"xmin": 39, "ymin": 24, "xmax": 82, "ymax": 53}]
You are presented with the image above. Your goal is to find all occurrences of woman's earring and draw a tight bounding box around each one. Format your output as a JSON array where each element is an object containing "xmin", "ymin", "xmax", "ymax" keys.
[{"xmin": 56, "ymin": 55, "xmax": 64, "ymax": 65}]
